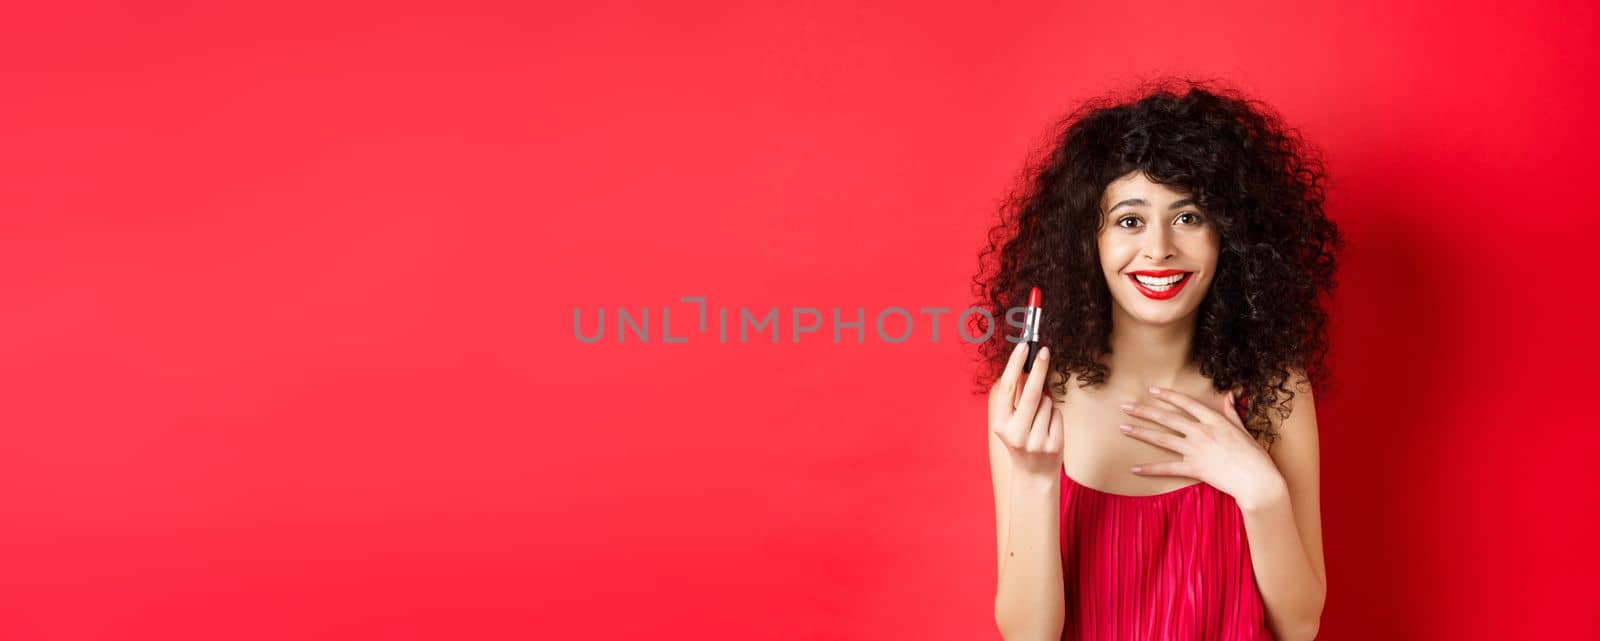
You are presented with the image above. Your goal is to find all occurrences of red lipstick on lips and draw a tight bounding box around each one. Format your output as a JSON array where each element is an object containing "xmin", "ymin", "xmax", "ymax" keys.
[
  {"xmin": 1127, "ymin": 269, "xmax": 1193, "ymax": 300},
  {"xmin": 1022, "ymin": 286, "xmax": 1042, "ymax": 373}
]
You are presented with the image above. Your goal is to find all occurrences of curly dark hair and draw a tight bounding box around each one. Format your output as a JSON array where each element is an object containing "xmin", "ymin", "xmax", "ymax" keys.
[{"xmin": 968, "ymin": 77, "xmax": 1344, "ymax": 447}]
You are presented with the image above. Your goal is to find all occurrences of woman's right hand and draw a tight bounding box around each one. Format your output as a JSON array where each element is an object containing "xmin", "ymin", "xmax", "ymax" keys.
[{"xmin": 987, "ymin": 341, "xmax": 1063, "ymax": 481}]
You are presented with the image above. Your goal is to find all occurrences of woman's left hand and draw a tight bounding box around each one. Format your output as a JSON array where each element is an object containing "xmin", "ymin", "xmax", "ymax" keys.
[{"xmin": 1118, "ymin": 387, "xmax": 1287, "ymax": 511}]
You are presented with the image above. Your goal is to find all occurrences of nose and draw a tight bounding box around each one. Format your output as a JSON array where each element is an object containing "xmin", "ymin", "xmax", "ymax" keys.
[{"xmin": 1142, "ymin": 225, "xmax": 1175, "ymax": 262}]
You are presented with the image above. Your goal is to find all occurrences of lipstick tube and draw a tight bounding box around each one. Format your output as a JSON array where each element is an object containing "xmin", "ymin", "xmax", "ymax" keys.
[{"xmin": 1022, "ymin": 286, "xmax": 1042, "ymax": 374}]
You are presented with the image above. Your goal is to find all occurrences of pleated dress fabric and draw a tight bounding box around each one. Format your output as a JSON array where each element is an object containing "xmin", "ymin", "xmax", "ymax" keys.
[{"xmin": 1059, "ymin": 467, "xmax": 1274, "ymax": 641}]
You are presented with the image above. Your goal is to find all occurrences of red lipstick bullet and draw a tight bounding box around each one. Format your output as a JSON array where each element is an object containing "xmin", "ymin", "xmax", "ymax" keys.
[{"xmin": 1022, "ymin": 286, "xmax": 1042, "ymax": 374}]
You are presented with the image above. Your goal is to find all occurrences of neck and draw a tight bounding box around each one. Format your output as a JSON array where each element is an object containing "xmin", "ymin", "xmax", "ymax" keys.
[{"xmin": 1105, "ymin": 305, "xmax": 1198, "ymax": 390}]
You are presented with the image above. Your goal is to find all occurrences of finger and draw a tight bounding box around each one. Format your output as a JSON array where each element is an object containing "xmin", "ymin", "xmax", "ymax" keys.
[
  {"xmin": 1002, "ymin": 339, "xmax": 1027, "ymax": 390},
  {"xmin": 1007, "ymin": 340, "xmax": 1030, "ymax": 410},
  {"xmin": 1000, "ymin": 350, "xmax": 1043, "ymax": 445},
  {"xmin": 1222, "ymin": 390, "xmax": 1249, "ymax": 432},
  {"xmin": 1129, "ymin": 460, "xmax": 1195, "ymax": 478},
  {"xmin": 990, "ymin": 341, "xmax": 1028, "ymax": 416},
  {"xmin": 1147, "ymin": 386, "xmax": 1228, "ymax": 426},
  {"xmin": 1015, "ymin": 346, "xmax": 1050, "ymax": 416},
  {"xmin": 1047, "ymin": 400, "xmax": 1064, "ymax": 452},
  {"xmin": 1025, "ymin": 393, "xmax": 1052, "ymax": 452},
  {"xmin": 1119, "ymin": 401, "xmax": 1202, "ymax": 435},
  {"xmin": 1118, "ymin": 423, "xmax": 1190, "ymax": 454}
]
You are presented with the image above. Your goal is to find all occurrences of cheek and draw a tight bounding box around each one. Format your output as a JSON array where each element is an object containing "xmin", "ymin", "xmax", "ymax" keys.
[
  {"xmin": 1097, "ymin": 236, "xmax": 1132, "ymax": 265},
  {"xmin": 1179, "ymin": 235, "xmax": 1220, "ymax": 267}
]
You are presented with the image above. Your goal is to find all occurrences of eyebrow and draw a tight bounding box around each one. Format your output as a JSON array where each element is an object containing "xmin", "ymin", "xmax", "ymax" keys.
[{"xmin": 1105, "ymin": 197, "xmax": 1196, "ymax": 214}]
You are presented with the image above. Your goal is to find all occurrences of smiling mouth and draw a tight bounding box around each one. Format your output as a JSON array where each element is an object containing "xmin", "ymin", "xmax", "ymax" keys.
[{"xmin": 1127, "ymin": 272, "xmax": 1192, "ymax": 299}]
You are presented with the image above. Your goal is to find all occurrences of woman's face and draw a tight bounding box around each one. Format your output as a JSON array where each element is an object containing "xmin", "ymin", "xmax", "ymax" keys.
[{"xmin": 1097, "ymin": 171, "xmax": 1220, "ymax": 326}]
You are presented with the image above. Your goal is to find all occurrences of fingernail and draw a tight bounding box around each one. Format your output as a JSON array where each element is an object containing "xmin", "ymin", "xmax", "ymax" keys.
[
  {"xmin": 1118, "ymin": 424, "xmax": 1132, "ymax": 432},
  {"xmin": 1038, "ymin": 346, "xmax": 1048, "ymax": 358},
  {"xmin": 1130, "ymin": 466, "xmax": 1143, "ymax": 473},
  {"xmin": 1148, "ymin": 386, "xmax": 1162, "ymax": 394},
  {"xmin": 1119, "ymin": 404, "xmax": 1134, "ymax": 412}
]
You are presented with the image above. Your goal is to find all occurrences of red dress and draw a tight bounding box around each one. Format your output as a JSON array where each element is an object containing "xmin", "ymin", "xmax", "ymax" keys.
[{"xmin": 1059, "ymin": 467, "xmax": 1274, "ymax": 641}]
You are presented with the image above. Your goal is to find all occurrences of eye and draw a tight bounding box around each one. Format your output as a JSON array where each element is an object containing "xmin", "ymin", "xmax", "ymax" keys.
[
  {"xmin": 1116, "ymin": 216, "xmax": 1142, "ymax": 229},
  {"xmin": 1175, "ymin": 212, "xmax": 1204, "ymax": 225}
]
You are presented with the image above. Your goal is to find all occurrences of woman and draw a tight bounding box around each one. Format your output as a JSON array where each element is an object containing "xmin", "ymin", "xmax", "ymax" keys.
[{"xmin": 975, "ymin": 79, "xmax": 1342, "ymax": 641}]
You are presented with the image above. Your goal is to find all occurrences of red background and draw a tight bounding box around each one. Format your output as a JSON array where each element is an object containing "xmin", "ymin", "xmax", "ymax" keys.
[{"xmin": 3, "ymin": 2, "xmax": 1597, "ymax": 639}]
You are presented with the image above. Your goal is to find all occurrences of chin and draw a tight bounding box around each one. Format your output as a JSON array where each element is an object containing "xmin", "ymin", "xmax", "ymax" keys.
[{"xmin": 1124, "ymin": 306, "xmax": 1195, "ymax": 326}]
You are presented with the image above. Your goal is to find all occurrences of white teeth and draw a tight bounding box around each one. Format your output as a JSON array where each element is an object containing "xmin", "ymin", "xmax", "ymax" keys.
[{"xmin": 1133, "ymin": 273, "xmax": 1186, "ymax": 286}]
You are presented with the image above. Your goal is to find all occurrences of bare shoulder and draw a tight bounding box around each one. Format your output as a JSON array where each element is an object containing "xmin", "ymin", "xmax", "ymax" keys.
[
  {"xmin": 1266, "ymin": 366, "xmax": 1321, "ymax": 471},
  {"xmin": 1275, "ymin": 367, "xmax": 1318, "ymax": 432}
]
